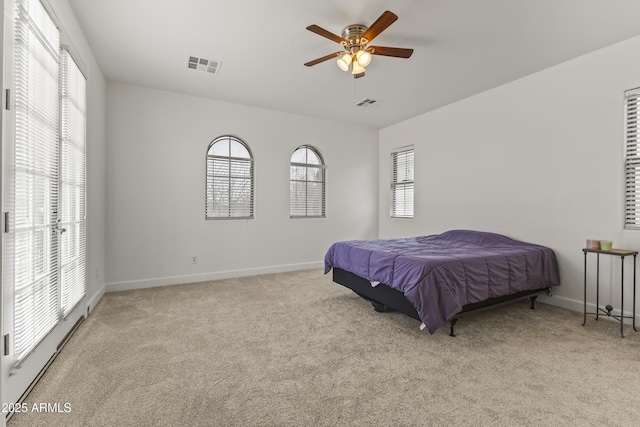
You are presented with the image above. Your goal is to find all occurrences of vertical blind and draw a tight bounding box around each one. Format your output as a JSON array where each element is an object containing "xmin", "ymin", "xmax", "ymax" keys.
[
  {"xmin": 391, "ymin": 147, "xmax": 414, "ymax": 218},
  {"xmin": 206, "ymin": 136, "xmax": 254, "ymax": 219},
  {"xmin": 625, "ymin": 88, "xmax": 640, "ymax": 229},
  {"xmin": 60, "ymin": 50, "xmax": 87, "ymax": 316},
  {"xmin": 12, "ymin": 0, "xmax": 61, "ymax": 361},
  {"xmin": 290, "ymin": 146, "xmax": 326, "ymax": 218}
]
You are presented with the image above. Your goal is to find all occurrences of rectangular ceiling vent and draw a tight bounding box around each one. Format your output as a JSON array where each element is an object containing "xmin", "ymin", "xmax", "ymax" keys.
[
  {"xmin": 354, "ymin": 98, "xmax": 379, "ymax": 108},
  {"xmin": 187, "ymin": 56, "xmax": 221, "ymax": 75}
]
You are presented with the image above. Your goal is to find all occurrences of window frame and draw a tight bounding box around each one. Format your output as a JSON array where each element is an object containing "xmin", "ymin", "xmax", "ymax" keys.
[
  {"xmin": 289, "ymin": 145, "xmax": 326, "ymax": 219},
  {"xmin": 205, "ymin": 135, "xmax": 255, "ymax": 220},
  {"xmin": 390, "ymin": 145, "xmax": 415, "ymax": 219}
]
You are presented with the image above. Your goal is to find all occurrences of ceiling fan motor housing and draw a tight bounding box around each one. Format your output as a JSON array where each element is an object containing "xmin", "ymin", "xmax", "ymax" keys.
[{"xmin": 341, "ymin": 24, "xmax": 369, "ymax": 53}]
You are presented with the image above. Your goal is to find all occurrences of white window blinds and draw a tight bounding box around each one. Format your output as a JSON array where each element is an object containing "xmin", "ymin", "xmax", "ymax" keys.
[
  {"xmin": 625, "ymin": 89, "xmax": 640, "ymax": 229},
  {"xmin": 206, "ymin": 136, "xmax": 254, "ymax": 219},
  {"xmin": 60, "ymin": 50, "xmax": 87, "ymax": 316},
  {"xmin": 290, "ymin": 145, "xmax": 326, "ymax": 218},
  {"xmin": 12, "ymin": 0, "xmax": 61, "ymax": 361},
  {"xmin": 391, "ymin": 147, "xmax": 414, "ymax": 218}
]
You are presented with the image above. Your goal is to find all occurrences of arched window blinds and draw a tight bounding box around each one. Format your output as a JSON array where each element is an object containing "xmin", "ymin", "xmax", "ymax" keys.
[
  {"xmin": 290, "ymin": 145, "xmax": 326, "ymax": 218},
  {"xmin": 206, "ymin": 136, "xmax": 254, "ymax": 219}
]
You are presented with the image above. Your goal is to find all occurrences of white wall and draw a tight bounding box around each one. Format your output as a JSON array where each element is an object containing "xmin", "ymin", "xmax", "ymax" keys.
[
  {"xmin": 105, "ymin": 82, "xmax": 379, "ymax": 290},
  {"xmin": 379, "ymin": 36, "xmax": 640, "ymax": 318}
]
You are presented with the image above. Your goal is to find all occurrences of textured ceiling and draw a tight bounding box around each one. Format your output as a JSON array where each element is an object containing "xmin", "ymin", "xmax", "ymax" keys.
[{"xmin": 68, "ymin": 0, "xmax": 640, "ymax": 129}]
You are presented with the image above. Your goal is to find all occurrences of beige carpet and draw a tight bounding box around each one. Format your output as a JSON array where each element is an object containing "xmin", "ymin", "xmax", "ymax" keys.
[{"xmin": 7, "ymin": 269, "xmax": 640, "ymax": 426}]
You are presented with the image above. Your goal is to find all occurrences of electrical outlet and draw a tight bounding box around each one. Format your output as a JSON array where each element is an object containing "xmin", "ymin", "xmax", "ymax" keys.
[{"xmin": 192, "ymin": 256, "xmax": 198, "ymax": 264}]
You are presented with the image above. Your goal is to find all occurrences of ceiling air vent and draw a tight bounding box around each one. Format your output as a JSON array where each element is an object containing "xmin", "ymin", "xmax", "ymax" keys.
[
  {"xmin": 187, "ymin": 56, "xmax": 221, "ymax": 75},
  {"xmin": 354, "ymin": 98, "xmax": 379, "ymax": 108}
]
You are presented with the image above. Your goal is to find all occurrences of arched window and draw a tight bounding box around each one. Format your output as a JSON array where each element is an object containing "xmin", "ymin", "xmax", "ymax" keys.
[
  {"xmin": 206, "ymin": 136, "xmax": 254, "ymax": 219},
  {"xmin": 290, "ymin": 145, "xmax": 326, "ymax": 218}
]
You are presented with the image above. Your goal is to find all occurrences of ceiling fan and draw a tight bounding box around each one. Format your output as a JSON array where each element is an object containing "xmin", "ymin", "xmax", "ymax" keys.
[{"xmin": 304, "ymin": 10, "xmax": 413, "ymax": 79}]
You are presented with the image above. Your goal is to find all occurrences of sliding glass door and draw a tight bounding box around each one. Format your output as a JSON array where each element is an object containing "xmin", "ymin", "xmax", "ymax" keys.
[{"xmin": 2, "ymin": 0, "xmax": 86, "ymax": 410}]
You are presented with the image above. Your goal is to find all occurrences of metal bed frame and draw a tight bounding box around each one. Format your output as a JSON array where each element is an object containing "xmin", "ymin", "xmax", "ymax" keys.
[{"xmin": 333, "ymin": 267, "xmax": 550, "ymax": 336}]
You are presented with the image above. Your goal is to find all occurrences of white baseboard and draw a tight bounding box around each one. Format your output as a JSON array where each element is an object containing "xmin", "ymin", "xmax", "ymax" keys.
[
  {"xmin": 87, "ymin": 283, "xmax": 105, "ymax": 315},
  {"xmin": 105, "ymin": 261, "xmax": 324, "ymax": 292},
  {"xmin": 538, "ymin": 293, "xmax": 583, "ymax": 312},
  {"xmin": 539, "ymin": 293, "xmax": 640, "ymax": 325}
]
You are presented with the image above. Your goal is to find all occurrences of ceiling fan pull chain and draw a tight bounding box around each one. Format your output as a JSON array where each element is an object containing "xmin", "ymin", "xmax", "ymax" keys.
[{"xmin": 352, "ymin": 77, "xmax": 357, "ymax": 104}]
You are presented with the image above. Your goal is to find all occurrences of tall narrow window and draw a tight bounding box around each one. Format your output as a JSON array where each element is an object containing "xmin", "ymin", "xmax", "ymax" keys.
[
  {"xmin": 290, "ymin": 145, "xmax": 326, "ymax": 218},
  {"xmin": 206, "ymin": 136, "xmax": 254, "ymax": 219},
  {"xmin": 391, "ymin": 146, "xmax": 414, "ymax": 218},
  {"xmin": 60, "ymin": 50, "xmax": 87, "ymax": 316},
  {"xmin": 625, "ymin": 88, "xmax": 640, "ymax": 229}
]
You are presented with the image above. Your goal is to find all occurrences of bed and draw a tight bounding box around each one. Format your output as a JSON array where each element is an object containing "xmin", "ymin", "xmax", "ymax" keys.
[{"xmin": 324, "ymin": 230, "xmax": 561, "ymax": 335}]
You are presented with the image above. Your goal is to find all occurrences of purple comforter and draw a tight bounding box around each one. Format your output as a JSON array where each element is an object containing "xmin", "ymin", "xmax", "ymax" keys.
[{"xmin": 324, "ymin": 230, "xmax": 560, "ymax": 333}]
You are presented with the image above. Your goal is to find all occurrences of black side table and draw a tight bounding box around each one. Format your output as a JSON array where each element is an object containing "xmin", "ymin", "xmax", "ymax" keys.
[{"xmin": 582, "ymin": 248, "xmax": 638, "ymax": 337}]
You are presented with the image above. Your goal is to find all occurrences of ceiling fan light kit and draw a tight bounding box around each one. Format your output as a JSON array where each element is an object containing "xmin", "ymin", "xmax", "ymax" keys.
[
  {"xmin": 305, "ymin": 10, "xmax": 413, "ymax": 79},
  {"xmin": 355, "ymin": 49, "xmax": 372, "ymax": 67},
  {"xmin": 352, "ymin": 61, "xmax": 365, "ymax": 74},
  {"xmin": 337, "ymin": 53, "xmax": 352, "ymax": 71}
]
